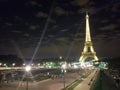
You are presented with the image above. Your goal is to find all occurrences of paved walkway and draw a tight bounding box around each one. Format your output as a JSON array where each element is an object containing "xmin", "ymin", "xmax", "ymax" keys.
[{"xmin": 74, "ymin": 69, "xmax": 97, "ymax": 90}]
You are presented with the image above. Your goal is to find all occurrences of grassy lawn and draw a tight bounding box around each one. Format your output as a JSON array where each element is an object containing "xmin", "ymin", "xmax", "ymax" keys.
[
  {"xmin": 90, "ymin": 71, "xmax": 101, "ymax": 90},
  {"xmin": 61, "ymin": 80, "xmax": 82, "ymax": 90}
]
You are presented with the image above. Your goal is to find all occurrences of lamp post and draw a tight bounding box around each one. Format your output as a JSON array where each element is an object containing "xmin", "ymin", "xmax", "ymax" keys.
[
  {"xmin": 23, "ymin": 63, "xmax": 26, "ymax": 66},
  {"xmin": 25, "ymin": 65, "xmax": 31, "ymax": 90},
  {"xmin": 63, "ymin": 69, "xmax": 66, "ymax": 88},
  {"xmin": 61, "ymin": 64, "xmax": 66, "ymax": 88},
  {"xmin": 0, "ymin": 63, "xmax": 2, "ymax": 66},
  {"xmin": 37, "ymin": 63, "xmax": 40, "ymax": 66},
  {"xmin": 12, "ymin": 63, "xmax": 15, "ymax": 66},
  {"xmin": 59, "ymin": 56, "xmax": 62, "ymax": 60},
  {"xmin": 59, "ymin": 56, "xmax": 62, "ymax": 66},
  {"xmin": 3, "ymin": 63, "xmax": 7, "ymax": 67}
]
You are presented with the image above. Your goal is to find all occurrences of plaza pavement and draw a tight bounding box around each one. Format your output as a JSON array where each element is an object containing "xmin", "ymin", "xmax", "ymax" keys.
[{"xmin": 0, "ymin": 72, "xmax": 81, "ymax": 90}]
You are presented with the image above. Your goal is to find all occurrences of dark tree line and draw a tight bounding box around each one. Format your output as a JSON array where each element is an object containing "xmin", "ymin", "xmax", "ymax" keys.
[
  {"xmin": 100, "ymin": 57, "xmax": 120, "ymax": 69},
  {"xmin": 0, "ymin": 54, "xmax": 23, "ymax": 66}
]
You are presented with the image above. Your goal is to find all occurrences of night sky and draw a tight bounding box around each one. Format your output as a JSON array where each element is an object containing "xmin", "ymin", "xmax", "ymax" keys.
[{"xmin": 0, "ymin": 0, "xmax": 120, "ymax": 61}]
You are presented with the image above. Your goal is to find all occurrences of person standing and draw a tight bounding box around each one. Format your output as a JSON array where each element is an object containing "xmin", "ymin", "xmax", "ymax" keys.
[{"xmin": 0, "ymin": 71, "xmax": 3, "ymax": 87}]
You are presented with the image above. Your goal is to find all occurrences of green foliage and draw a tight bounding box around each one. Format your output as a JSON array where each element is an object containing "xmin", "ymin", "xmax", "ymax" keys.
[
  {"xmin": 61, "ymin": 71, "xmax": 92, "ymax": 90},
  {"xmin": 107, "ymin": 57, "xmax": 120, "ymax": 69},
  {"xmin": 90, "ymin": 71, "xmax": 101, "ymax": 90},
  {"xmin": 0, "ymin": 54, "xmax": 23, "ymax": 66},
  {"xmin": 61, "ymin": 80, "xmax": 82, "ymax": 90}
]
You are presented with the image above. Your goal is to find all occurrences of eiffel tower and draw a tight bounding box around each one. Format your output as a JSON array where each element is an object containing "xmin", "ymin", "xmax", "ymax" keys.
[{"xmin": 79, "ymin": 13, "xmax": 98, "ymax": 62}]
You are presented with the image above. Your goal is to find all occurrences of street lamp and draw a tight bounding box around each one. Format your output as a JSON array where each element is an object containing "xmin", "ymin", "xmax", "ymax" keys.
[
  {"xmin": 31, "ymin": 63, "xmax": 34, "ymax": 66},
  {"xmin": 37, "ymin": 63, "xmax": 40, "ymax": 66},
  {"xmin": 3, "ymin": 63, "xmax": 7, "ymax": 67},
  {"xmin": 59, "ymin": 56, "xmax": 62, "ymax": 66},
  {"xmin": 60, "ymin": 56, "xmax": 62, "ymax": 60},
  {"xmin": 25, "ymin": 65, "xmax": 31, "ymax": 90},
  {"xmin": 0, "ymin": 63, "xmax": 2, "ymax": 66},
  {"xmin": 23, "ymin": 63, "xmax": 26, "ymax": 66},
  {"xmin": 61, "ymin": 64, "xmax": 66, "ymax": 88},
  {"xmin": 12, "ymin": 63, "xmax": 15, "ymax": 67}
]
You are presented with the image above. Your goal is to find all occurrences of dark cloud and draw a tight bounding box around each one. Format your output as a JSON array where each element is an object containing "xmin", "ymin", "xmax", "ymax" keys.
[
  {"xmin": 28, "ymin": 1, "xmax": 37, "ymax": 6},
  {"xmin": 11, "ymin": 30, "xmax": 22, "ymax": 33},
  {"xmin": 0, "ymin": 0, "xmax": 8, "ymax": 2},
  {"xmin": 99, "ymin": 24, "xmax": 117, "ymax": 31},
  {"xmin": 71, "ymin": 0, "xmax": 89, "ymax": 6},
  {"xmin": 5, "ymin": 22, "xmax": 13, "ymax": 26},
  {"xmin": 29, "ymin": 25, "xmax": 38, "ymax": 30},
  {"xmin": 23, "ymin": 33, "xmax": 30, "ymax": 37},
  {"xmin": 111, "ymin": 3, "xmax": 120, "ymax": 12},
  {"xmin": 36, "ymin": 11, "xmax": 48, "ymax": 18},
  {"xmin": 54, "ymin": 6, "xmax": 66, "ymax": 16},
  {"xmin": 49, "ymin": 18, "xmax": 56, "ymax": 24}
]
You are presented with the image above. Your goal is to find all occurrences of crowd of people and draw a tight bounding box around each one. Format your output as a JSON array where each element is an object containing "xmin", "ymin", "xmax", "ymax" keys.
[{"xmin": 0, "ymin": 70, "xmax": 22, "ymax": 87}]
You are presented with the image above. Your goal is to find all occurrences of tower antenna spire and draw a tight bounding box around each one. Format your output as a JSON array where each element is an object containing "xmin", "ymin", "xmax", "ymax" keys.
[{"xmin": 86, "ymin": 11, "xmax": 88, "ymax": 15}]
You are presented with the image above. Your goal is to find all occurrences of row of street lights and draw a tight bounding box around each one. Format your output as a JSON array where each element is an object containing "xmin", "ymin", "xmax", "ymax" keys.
[{"xmin": 0, "ymin": 63, "xmax": 16, "ymax": 67}]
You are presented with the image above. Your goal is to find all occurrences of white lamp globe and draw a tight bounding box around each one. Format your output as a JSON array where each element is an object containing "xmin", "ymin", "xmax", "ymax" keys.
[{"xmin": 25, "ymin": 65, "xmax": 31, "ymax": 72}]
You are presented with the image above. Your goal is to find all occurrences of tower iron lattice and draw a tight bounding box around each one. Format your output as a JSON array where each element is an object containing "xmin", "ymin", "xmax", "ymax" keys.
[{"xmin": 79, "ymin": 13, "xmax": 98, "ymax": 62}]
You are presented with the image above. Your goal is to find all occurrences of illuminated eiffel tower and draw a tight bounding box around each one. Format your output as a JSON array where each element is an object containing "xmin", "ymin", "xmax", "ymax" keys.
[{"xmin": 79, "ymin": 13, "xmax": 98, "ymax": 62}]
